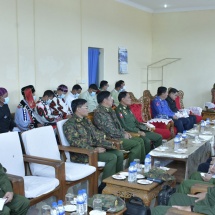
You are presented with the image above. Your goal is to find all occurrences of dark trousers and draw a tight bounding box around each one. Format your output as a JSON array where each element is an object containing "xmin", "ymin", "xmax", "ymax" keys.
[{"xmin": 173, "ymin": 118, "xmax": 191, "ymax": 133}]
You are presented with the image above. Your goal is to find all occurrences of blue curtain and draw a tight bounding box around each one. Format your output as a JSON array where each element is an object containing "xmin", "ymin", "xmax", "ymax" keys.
[{"xmin": 88, "ymin": 48, "xmax": 100, "ymax": 86}]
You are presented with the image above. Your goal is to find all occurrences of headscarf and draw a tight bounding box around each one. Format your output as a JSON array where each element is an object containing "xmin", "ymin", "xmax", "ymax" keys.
[
  {"xmin": 21, "ymin": 85, "xmax": 35, "ymax": 96},
  {"xmin": 57, "ymin": 84, "xmax": 68, "ymax": 93},
  {"xmin": 0, "ymin": 88, "xmax": 7, "ymax": 96}
]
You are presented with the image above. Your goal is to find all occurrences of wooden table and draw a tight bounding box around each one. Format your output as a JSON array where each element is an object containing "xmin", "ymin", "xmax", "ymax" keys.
[
  {"xmin": 102, "ymin": 168, "xmax": 177, "ymax": 207},
  {"xmin": 149, "ymin": 133, "xmax": 212, "ymax": 182},
  {"xmin": 65, "ymin": 207, "xmax": 127, "ymax": 215},
  {"xmin": 202, "ymin": 110, "xmax": 215, "ymax": 120}
]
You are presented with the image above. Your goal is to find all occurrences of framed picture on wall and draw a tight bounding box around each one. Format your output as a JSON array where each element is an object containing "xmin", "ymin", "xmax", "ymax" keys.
[{"xmin": 118, "ymin": 47, "xmax": 128, "ymax": 74}]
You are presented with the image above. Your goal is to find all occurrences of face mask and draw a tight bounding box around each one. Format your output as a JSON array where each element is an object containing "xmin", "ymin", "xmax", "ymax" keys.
[
  {"xmin": 75, "ymin": 93, "xmax": 80, "ymax": 98},
  {"xmin": 123, "ymin": 86, "xmax": 126, "ymax": 90},
  {"xmin": 60, "ymin": 94, "xmax": 65, "ymax": 99},
  {"xmin": 119, "ymin": 89, "xmax": 123, "ymax": 93},
  {"xmin": 33, "ymin": 96, "xmax": 36, "ymax": 101},
  {"xmin": 90, "ymin": 92, "xmax": 96, "ymax": 97},
  {"xmin": 46, "ymin": 99, "xmax": 52, "ymax": 105},
  {"xmin": 3, "ymin": 97, "xmax": 9, "ymax": 104}
]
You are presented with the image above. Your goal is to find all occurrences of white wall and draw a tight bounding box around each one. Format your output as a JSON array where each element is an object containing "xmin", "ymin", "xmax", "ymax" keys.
[
  {"xmin": 0, "ymin": 0, "xmax": 152, "ymax": 112},
  {"xmin": 152, "ymin": 10, "xmax": 215, "ymax": 107}
]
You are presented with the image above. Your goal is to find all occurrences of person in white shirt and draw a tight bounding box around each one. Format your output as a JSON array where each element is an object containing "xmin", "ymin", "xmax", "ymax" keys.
[
  {"xmin": 65, "ymin": 84, "xmax": 82, "ymax": 111},
  {"xmin": 78, "ymin": 84, "xmax": 98, "ymax": 112}
]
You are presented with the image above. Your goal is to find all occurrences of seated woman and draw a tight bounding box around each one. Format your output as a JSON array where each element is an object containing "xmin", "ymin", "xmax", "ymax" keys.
[
  {"xmin": 15, "ymin": 85, "xmax": 41, "ymax": 131},
  {"xmin": 0, "ymin": 87, "xmax": 18, "ymax": 133},
  {"xmin": 50, "ymin": 84, "xmax": 72, "ymax": 119}
]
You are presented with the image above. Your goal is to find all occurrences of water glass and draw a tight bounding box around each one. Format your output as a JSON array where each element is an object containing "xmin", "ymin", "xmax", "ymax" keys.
[
  {"xmin": 93, "ymin": 198, "xmax": 102, "ymax": 211},
  {"xmin": 162, "ymin": 139, "xmax": 168, "ymax": 149},
  {"xmin": 134, "ymin": 158, "xmax": 141, "ymax": 172},
  {"xmin": 154, "ymin": 160, "xmax": 160, "ymax": 168},
  {"xmin": 65, "ymin": 193, "xmax": 74, "ymax": 205},
  {"xmin": 41, "ymin": 205, "xmax": 51, "ymax": 215}
]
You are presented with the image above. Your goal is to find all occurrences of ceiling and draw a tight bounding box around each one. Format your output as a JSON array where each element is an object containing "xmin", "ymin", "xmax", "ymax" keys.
[{"xmin": 116, "ymin": 0, "xmax": 215, "ymax": 13}]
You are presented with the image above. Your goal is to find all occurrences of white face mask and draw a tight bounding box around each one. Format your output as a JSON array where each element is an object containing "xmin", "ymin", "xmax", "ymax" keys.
[
  {"xmin": 123, "ymin": 86, "xmax": 126, "ymax": 90},
  {"xmin": 3, "ymin": 97, "xmax": 9, "ymax": 104},
  {"xmin": 33, "ymin": 96, "xmax": 36, "ymax": 101}
]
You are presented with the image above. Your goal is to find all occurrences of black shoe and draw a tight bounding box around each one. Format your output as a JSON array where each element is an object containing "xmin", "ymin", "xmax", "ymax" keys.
[{"xmin": 98, "ymin": 182, "xmax": 106, "ymax": 194}]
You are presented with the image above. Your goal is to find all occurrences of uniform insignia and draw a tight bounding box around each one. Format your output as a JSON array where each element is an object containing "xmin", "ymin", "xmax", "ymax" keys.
[
  {"xmin": 156, "ymin": 102, "xmax": 160, "ymax": 106},
  {"xmin": 23, "ymin": 109, "xmax": 27, "ymax": 121},
  {"xmin": 119, "ymin": 112, "xmax": 123, "ymax": 118}
]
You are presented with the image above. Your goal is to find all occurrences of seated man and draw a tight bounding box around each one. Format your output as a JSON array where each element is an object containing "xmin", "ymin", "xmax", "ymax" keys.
[
  {"xmin": 93, "ymin": 91, "xmax": 143, "ymax": 164},
  {"xmin": 152, "ymin": 186, "xmax": 215, "ymax": 215},
  {"xmin": 110, "ymin": 81, "xmax": 122, "ymax": 107},
  {"xmin": 177, "ymin": 165, "xmax": 215, "ymax": 194},
  {"xmin": 0, "ymin": 163, "xmax": 29, "ymax": 215},
  {"xmin": 166, "ymin": 88, "xmax": 196, "ymax": 129},
  {"xmin": 15, "ymin": 85, "xmax": 40, "ymax": 131},
  {"xmin": 65, "ymin": 84, "xmax": 82, "ymax": 109},
  {"xmin": 34, "ymin": 90, "xmax": 59, "ymax": 126},
  {"xmin": 63, "ymin": 99, "xmax": 123, "ymax": 193},
  {"xmin": 0, "ymin": 87, "xmax": 17, "ymax": 133},
  {"xmin": 151, "ymin": 86, "xmax": 190, "ymax": 133},
  {"xmin": 78, "ymin": 84, "xmax": 98, "ymax": 112},
  {"xmin": 50, "ymin": 84, "xmax": 72, "ymax": 119},
  {"xmin": 97, "ymin": 80, "xmax": 109, "ymax": 94},
  {"xmin": 116, "ymin": 91, "xmax": 162, "ymax": 156}
]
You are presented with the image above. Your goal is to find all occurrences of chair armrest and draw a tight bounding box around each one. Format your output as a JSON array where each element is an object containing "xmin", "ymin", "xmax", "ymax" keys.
[
  {"xmin": 128, "ymin": 132, "xmax": 140, "ymax": 137},
  {"xmin": 7, "ymin": 173, "xmax": 25, "ymax": 196},
  {"xmin": 58, "ymin": 145, "xmax": 98, "ymax": 167},
  {"xmin": 190, "ymin": 183, "xmax": 214, "ymax": 194},
  {"xmin": 23, "ymin": 154, "xmax": 65, "ymax": 182},
  {"xmin": 167, "ymin": 208, "xmax": 203, "ymax": 215}
]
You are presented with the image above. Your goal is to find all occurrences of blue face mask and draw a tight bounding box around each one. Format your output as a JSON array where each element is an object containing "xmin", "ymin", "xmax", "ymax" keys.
[
  {"xmin": 60, "ymin": 94, "xmax": 65, "ymax": 99},
  {"xmin": 46, "ymin": 99, "xmax": 52, "ymax": 105},
  {"xmin": 75, "ymin": 93, "xmax": 80, "ymax": 98},
  {"xmin": 3, "ymin": 97, "xmax": 9, "ymax": 104},
  {"xmin": 33, "ymin": 96, "xmax": 37, "ymax": 101},
  {"xmin": 90, "ymin": 92, "xmax": 96, "ymax": 97}
]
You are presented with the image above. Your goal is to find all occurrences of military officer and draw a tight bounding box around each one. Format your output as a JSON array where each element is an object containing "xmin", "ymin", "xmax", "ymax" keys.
[
  {"xmin": 116, "ymin": 92, "xmax": 162, "ymax": 157},
  {"xmin": 152, "ymin": 186, "xmax": 215, "ymax": 215},
  {"xmin": 0, "ymin": 163, "xmax": 29, "ymax": 215},
  {"xmin": 63, "ymin": 99, "xmax": 124, "ymax": 192},
  {"xmin": 93, "ymin": 91, "xmax": 142, "ymax": 165}
]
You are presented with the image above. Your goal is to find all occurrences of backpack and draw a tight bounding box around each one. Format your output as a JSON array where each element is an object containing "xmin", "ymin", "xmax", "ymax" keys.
[
  {"xmin": 123, "ymin": 197, "xmax": 151, "ymax": 215},
  {"xmin": 157, "ymin": 185, "xmax": 176, "ymax": 205}
]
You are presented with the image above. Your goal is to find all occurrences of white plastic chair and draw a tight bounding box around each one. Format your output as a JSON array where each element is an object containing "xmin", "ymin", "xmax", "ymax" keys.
[
  {"xmin": 21, "ymin": 126, "xmax": 96, "ymax": 197},
  {"xmin": 0, "ymin": 132, "xmax": 62, "ymax": 205}
]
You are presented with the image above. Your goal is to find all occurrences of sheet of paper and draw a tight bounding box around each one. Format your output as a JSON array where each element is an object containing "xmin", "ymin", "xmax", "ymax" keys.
[{"xmin": 0, "ymin": 198, "xmax": 7, "ymax": 211}]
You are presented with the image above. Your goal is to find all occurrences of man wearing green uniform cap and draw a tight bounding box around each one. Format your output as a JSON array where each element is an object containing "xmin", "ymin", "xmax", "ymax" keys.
[
  {"xmin": 93, "ymin": 91, "xmax": 143, "ymax": 164},
  {"xmin": 63, "ymin": 99, "xmax": 124, "ymax": 192},
  {"xmin": 0, "ymin": 163, "xmax": 29, "ymax": 215},
  {"xmin": 115, "ymin": 91, "xmax": 162, "ymax": 156}
]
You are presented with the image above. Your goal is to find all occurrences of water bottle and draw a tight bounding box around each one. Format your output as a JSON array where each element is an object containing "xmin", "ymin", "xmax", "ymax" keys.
[
  {"xmin": 174, "ymin": 135, "xmax": 180, "ymax": 151},
  {"xmin": 128, "ymin": 163, "xmax": 134, "ymax": 183},
  {"xmin": 82, "ymin": 189, "xmax": 88, "ymax": 213},
  {"xmin": 182, "ymin": 131, "xmax": 187, "ymax": 139},
  {"xmin": 200, "ymin": 120, "xmax": 205, "ymax": 133},
  {"xmin": 76, "ymin": 190, "xmax": 85, "ymax": 215},
  {"xmin": 144, "ymin": 154, "xmax": 151, "ymax": 173},
  {"xmin": 132, "ymin": 161, "xmax": 137, "ymax": 181},
  {"xmin": 57, "ymin": 200, "xmax": 65, "ymax": 215},
  {"xmin": 206, "ymin": 118, "xmax": 210, "ymax": 125},
  {"xmin": 51, "ymin": 202, "xmax": 59, "ymax": 215}
]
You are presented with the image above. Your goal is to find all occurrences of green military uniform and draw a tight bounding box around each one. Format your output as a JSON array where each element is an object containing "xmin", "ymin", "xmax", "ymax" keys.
[
  {"xmin": 93, "ymin": 105, "xmax": 142, "ymax": 164},
  {"xmin": 151, "ymin": 186, "xmax": 215, "ymax": 215},
  {"xmin": 63, "ymin": 114, "xmax": 124, "ymax": 180},
  {"xmin": 177, "ymin": 172, "xmax": 215, "ymax": 194},
  {"xmin": 116, "ymin": 104, "xmax": 162, "ymax": 155},
  {"xmin": 0, "ymin": 164, "xmax": 29, "ymax": 215}
]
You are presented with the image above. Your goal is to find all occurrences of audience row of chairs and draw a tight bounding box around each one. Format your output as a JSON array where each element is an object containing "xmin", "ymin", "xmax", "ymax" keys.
[{"xmin": 0, "ymin": 123, "xmax": 101, "ymax": 206}]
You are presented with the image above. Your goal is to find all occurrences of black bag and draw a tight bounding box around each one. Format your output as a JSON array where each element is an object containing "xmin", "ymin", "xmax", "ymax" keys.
[
  {"xmin": 157, "ymin": 185, "xmax": 176, "ymax": 205},
  {"xmin": 123, "ymin": 197, "xmax": 151, "ymax": 215}
]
